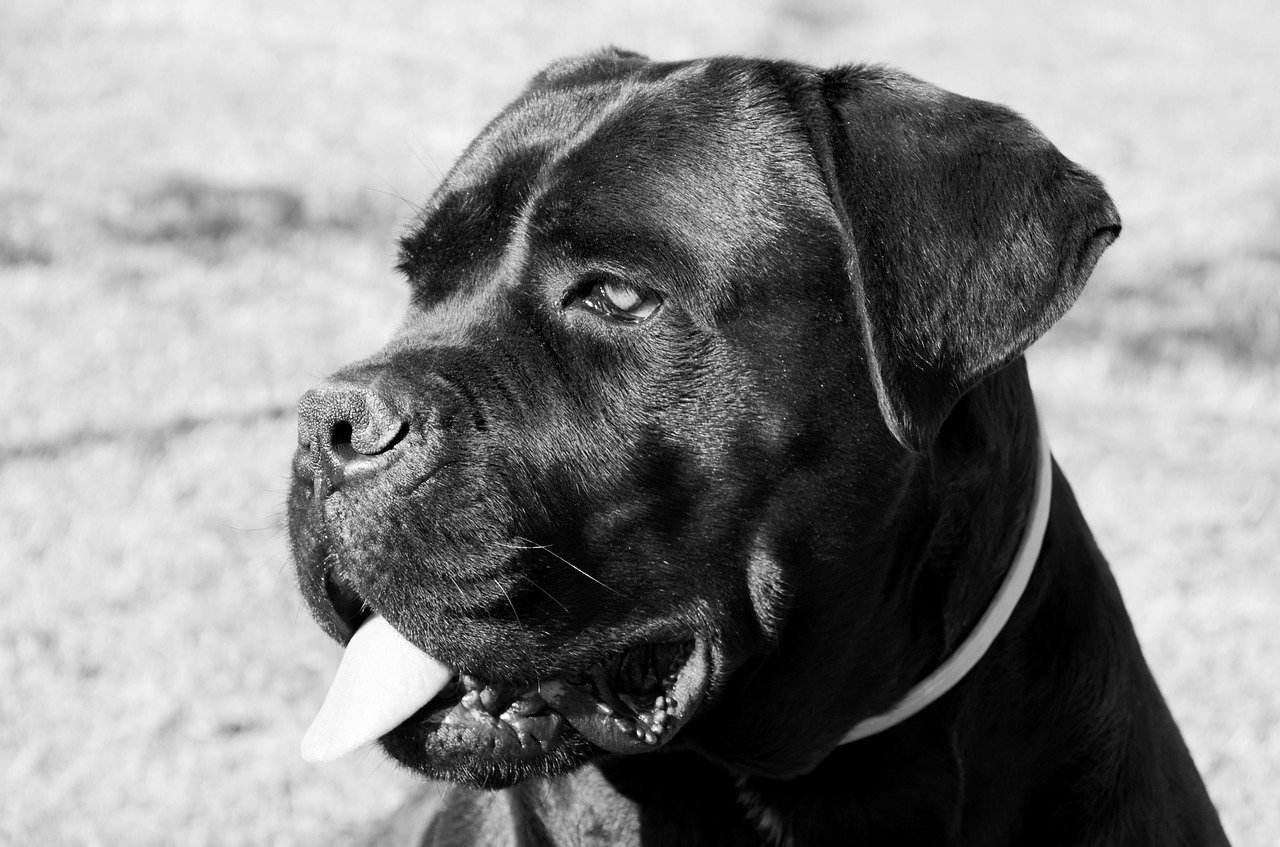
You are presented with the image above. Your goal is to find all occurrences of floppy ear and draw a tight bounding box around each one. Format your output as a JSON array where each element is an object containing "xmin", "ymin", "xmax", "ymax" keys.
[
  {"xmin": 529, "ymin": 47, "xmax": 651, "ymax": 89},
  {"xmin": 812, "ymin": 66, "xmax": 1120, "ymax": 451}
]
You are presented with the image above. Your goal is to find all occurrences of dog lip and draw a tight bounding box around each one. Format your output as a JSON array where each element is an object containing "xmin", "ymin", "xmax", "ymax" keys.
[
  {"xmin": 399, "ymin": 459, "xmax": 457, "ymax": 496},
  {"xmin": 413, "ymin": 685, "xmax": 566, "ymax": 760},
  {"xmin": 540, "ymin": 636, "xmax": 711, "ymax": 754},
  {"xmin": 385, "ymin": 635, "xmax": 712, "ymax": 764},
  {"xmin": 324, "ymin": 570, "xmax": 372, "ymax": 638}
]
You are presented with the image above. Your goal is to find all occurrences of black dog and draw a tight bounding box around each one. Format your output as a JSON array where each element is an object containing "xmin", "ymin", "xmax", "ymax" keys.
[{"xmin": 288, "ymin": 50, "xmax": 1229, "ymax": 845}]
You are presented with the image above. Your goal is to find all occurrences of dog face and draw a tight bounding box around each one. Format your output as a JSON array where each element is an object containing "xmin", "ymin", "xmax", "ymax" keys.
[{"xmin": 288, "ymin": 51, "xmax": 1118, "ymax": 787}]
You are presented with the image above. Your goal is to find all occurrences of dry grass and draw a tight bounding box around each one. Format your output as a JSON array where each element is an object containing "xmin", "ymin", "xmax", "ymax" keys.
[{"xmin": 2, "ymin": 1, "xmax": 1276, "ymax": 844}]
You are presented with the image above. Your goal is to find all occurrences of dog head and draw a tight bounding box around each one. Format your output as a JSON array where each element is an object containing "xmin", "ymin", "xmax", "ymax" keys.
[{"xmin": 288, "ymin": 50, "xmax": 1117, "ymax": 788}]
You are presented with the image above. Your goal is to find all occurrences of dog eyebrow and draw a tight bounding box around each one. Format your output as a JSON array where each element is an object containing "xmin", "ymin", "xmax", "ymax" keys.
[{"xmin": 397, "ymin": 147, "xmax": 549, "ymax": 290}]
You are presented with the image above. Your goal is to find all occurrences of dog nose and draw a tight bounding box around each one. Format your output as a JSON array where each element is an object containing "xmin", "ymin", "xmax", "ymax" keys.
[{"xmin": 297, "ymin": 380, "xmax": 409, "ymax": 494}]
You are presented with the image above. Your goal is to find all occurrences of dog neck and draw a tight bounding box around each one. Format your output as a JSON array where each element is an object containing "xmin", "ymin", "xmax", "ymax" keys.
[
  {"xmin": 494, "ymin": 370, "xmax": 1220, "ymax": 845},
  {"xmin": 836, "ymin": 407, "xmax": 1052, "ymax": 745}
]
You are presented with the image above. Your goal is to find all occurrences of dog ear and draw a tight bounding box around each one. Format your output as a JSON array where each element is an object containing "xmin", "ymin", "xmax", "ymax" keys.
[
  {"xmin": 812, "ymin": 66, "xmax": 1120, "ymax": 451},
  {"xmin": 530, "ymin": 47, "xmax": 651, "ymax": 89}
]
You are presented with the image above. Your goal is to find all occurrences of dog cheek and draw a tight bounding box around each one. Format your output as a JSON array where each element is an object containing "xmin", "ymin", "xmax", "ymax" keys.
[
  {"xmin": 287, "ymin": 485, "xmax": 346, "ymax": 637},
  {"xmin": 746, "ymin": 531, "xmax": 791, "ymax": 644}
]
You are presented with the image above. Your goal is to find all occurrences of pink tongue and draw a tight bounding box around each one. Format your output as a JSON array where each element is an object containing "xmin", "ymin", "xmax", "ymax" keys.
[{"xmin": 301, "ymin": 616, "xmax": 453, "ymax": 763}]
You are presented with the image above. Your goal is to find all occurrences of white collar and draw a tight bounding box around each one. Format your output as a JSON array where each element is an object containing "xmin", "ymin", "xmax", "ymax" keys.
[{"xmin": 839, "ymin": 412, "xmax": 1053, "ymax": 745}]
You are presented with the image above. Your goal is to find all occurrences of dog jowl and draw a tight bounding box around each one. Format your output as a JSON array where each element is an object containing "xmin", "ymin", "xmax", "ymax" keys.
[{"xmin": 288, "ymin": 51, "xmax": 1228, "ymax": 844}]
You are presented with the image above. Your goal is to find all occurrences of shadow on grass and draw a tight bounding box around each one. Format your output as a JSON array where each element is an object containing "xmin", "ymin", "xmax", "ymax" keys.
[
  {"xmin": 100, "ymin": 175, "xmax": 401, "ymax": 262},
  {"xmin": 0, "ymin": 403, "xmax": 293, "ymax": 462},
  {"xmin": 0, "ymin": 232, "xmax": 53, "ymax": 266},
  {"xmin": 0, "ymin": 189, "xmax": 56, "ymax": 266},
  {"xmin": 1059, "ymin": 248, "xmax": 1280, "ymax": 369}
]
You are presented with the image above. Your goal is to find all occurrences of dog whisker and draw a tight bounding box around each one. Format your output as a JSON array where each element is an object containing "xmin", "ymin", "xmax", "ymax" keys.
[
  {"xmin": 444, "ymin": 572, "xmax": 472, "ymax": 606},
  {"xmin": 494, "ymin": 578, "xmax": 525, "ymax": 632},
  {"xmin": 516, "ymin": 573, "xmax": 571, "ymax": 614},
  {"xmin": 409, "ymin": 136, "xmax": 447, "ymax": 183},
  {"xmin": 352, "ymin": 179, "xmax": 417, "ymax": 212},
  {"xmin": 505, "ymin": 537, "xmax": 624, "ymax": 596}
]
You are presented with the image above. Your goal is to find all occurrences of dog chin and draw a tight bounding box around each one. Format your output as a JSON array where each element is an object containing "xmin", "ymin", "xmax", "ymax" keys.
[
  {"xmin": 380, "ymin": 636, "xmax": 715, "ymax": 789},
  {"xmin": 380, "ymin": 719, "xmax": 596, "ymax": 789}
]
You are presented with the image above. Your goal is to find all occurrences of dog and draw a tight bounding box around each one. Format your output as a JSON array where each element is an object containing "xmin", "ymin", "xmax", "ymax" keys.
[{"xmin": 287, "ymin": 49, "xmax": 1230, "ymax": 845}]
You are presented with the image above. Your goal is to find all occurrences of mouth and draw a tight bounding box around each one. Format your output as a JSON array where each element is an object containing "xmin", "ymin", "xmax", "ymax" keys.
[
  {"xmin": 301, "ymin": 615, "xmax": 712, "ymax": 769},
  {"xmin": 431, "ymin": 638, "xmax": 705, "ymax": 757}
]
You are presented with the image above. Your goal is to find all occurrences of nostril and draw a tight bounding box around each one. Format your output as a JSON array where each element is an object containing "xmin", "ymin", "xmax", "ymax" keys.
[
  {"xmin": 296, "ymin": 380, "xmax": 412, "ymax": 494},
  {"xmin": 330, "ymin": 420, "xmax": 353, "ymax": 449},
  {"xmin": 366, "ymin": 419, "xmax": 410, "ymax": 455}
]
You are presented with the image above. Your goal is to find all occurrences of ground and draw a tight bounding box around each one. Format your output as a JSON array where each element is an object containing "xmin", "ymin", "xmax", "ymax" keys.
[{"xmin": 1, "ymin": 1, "xmax": 1276, "ymax": 844}]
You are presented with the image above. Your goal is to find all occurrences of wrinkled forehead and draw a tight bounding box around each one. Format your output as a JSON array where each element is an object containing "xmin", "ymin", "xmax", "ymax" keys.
[
  {"xmin": 468, "ymin": 59, "xmax": 817, "ymax": 203},
  {"xmin": 400, "ymin": 60, "xmax": 832, "ymax": 302}
]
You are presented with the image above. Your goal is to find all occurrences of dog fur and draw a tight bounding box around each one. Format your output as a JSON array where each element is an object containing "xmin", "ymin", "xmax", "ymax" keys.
[{"xmin": 288, "ymin": 50, "xmax": 1229, "ymax": 845}]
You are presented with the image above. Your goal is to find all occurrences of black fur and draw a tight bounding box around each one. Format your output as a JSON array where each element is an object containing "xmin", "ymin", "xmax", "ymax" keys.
[{"xmin": 288, "ymin": 50, "xmax": 1227, "ymax": 845}]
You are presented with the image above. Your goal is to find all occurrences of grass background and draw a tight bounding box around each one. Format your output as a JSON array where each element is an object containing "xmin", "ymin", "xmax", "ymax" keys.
[{"xmin": 2, "ymin": 0, "xmax": 1277, "ymax": 844}]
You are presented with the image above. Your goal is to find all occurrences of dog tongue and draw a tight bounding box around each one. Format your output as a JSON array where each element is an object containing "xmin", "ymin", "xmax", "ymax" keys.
[{"xmin": 301, "ymin": 616, "xmax": 453, "ymax": 763}]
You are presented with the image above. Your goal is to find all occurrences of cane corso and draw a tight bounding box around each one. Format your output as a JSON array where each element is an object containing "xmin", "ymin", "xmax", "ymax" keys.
[{"xmin": 288, "ymin": 50, "xmax": 1229, "ymax": 845}]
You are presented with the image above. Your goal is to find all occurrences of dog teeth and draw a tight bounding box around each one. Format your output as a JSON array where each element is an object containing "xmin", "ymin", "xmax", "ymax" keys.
[
  {"xmin": 506, "ymin": 692, "xmax": 547, "ymax": 717},
  {"xmin": 619, "ymin": 693, "xmax": 645, "ymax": 714},
  {"xmin": 479, "ymin": 685, "xmax": 515, "ymax": 713}
]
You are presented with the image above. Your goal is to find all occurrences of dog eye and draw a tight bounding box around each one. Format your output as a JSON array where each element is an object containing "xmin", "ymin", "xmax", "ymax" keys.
[{"xmin": 572, "ymin": 277, "xmax": 661, "ymax": 324}]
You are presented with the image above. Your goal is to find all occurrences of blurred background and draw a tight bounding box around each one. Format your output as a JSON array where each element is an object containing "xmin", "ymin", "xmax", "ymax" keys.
[{"xmin": 2, "ymin": 0, "xmax": 1277, "ymax": 844}]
